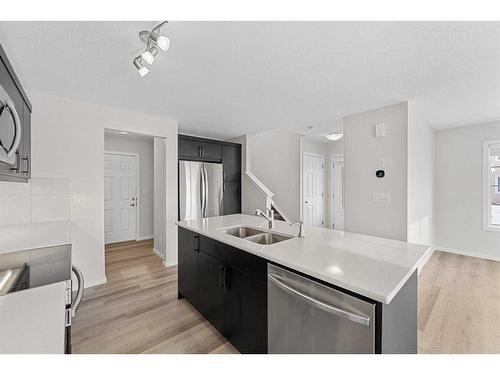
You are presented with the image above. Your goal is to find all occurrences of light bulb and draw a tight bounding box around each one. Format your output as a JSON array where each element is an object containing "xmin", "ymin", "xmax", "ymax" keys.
[
  {"xmin": 133, "ymin": 57, "xmax": 150, "ymax": 77},
  {"xmin": 151, "ymin": 32, "xmax": 170, "ymax": 51},
  {"xmin": 141, "ymin": 46, "xmax": 159, "ymax": 65},
  {"xmin": 156, "ymin": 35, "xmax": 170, "ymax": 51}
]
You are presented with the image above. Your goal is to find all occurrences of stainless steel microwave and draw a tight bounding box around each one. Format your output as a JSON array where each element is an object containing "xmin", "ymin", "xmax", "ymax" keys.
[
  {"xmin": 0, "ymin": 85, "xmax": 22, "ymax": 166},
  {"xmin": 0, "ymin": 43, "xmax": 31, "ymax": 182}
]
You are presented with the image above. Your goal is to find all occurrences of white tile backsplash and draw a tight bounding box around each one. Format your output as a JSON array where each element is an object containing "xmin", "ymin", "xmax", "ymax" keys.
[
  {"xmin": 31, "ymin": 178, "xmax": 70, "ymax": 195},
  {"xmin": 31, "ymin": 194, "xmax": 71, "ymax": 223},
  {"xmin": 0, "ymin": 178, "xmax": 71, "ymax": 225},
  {"xmin": 0, "ymin": 195, "xmax": 31, "ymax": 225},
  {"xmin": 0, "ymin": 181, "xmax": 31, "ymax": 196}
]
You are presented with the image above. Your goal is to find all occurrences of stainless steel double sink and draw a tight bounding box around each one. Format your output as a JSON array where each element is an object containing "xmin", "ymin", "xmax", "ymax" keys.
[{"xmin": 221, "ymin": 226, "xmax": 293, "ymax": 245}]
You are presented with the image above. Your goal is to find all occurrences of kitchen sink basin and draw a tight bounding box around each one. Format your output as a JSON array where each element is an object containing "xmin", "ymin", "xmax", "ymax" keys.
[
  {"xmin": 221, "ymin": 225, "xmax": 293, "ymax": 245},
  {"xmin": 245, "ymin": 232, "xmax": 293, "ymax": 245},
  {"xmin": 223, "ymin": 226, "xmax": 265, "ymax": 238}
]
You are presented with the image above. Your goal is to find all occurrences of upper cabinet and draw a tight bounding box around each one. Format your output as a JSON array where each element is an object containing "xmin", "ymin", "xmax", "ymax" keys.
[
  {"xmin": 178, "ymin": 135, "xmax": 222, "ymax": 162},
  {"xmin": 0, "ymin": 43, "xmax": 31, "ymax": 182}
]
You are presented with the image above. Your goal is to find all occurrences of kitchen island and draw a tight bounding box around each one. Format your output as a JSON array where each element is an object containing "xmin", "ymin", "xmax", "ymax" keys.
[{"xmin": 176, "ymin": 214, "xmax": 431, "ymax": 354}]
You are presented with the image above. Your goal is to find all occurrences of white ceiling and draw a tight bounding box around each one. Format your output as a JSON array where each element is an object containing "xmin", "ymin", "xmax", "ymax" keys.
[{"xmin": 0, "ymin": 21, "xmax": 499, "ymax": 139}]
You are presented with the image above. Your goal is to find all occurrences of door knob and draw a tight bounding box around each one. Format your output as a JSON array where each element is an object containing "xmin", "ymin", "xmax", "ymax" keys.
[{"xmin": 130, "ymin": 203, "xmax": 135, "ymax": 207}]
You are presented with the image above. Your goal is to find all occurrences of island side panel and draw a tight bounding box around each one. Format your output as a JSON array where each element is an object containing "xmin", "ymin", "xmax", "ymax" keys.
[{"xmin": 380, "ymin": 270, "xmax": 417, "ymax": 354}]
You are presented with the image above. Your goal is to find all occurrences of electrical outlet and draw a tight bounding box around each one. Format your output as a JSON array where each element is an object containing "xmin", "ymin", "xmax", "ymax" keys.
[{"xmin": 372, "ymin": 192, "xmax": 391, "ymax": 203}]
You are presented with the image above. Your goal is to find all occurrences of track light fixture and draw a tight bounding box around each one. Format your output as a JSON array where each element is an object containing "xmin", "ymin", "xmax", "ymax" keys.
[
  {"xmin": 133, "ymin": 56, "xmax": 150, "ymax": 77},
  {"xmin": 133, "ymin": 21, "xmax": 170, "ymax": 76}
]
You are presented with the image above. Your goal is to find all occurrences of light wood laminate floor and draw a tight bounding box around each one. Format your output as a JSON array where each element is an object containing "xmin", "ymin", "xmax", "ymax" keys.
[{"xmin": 73, "ymin": 241, "xmax": 500, "ymax": 354}]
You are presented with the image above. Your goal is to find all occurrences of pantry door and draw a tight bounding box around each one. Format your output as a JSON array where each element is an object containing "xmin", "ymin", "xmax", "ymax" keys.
[{"xmin": 104, "ymin": 153, "xmax": 137, "ymax": 244}]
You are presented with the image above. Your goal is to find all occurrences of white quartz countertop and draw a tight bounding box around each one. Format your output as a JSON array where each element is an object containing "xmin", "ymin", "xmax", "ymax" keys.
[
  {"xmin": 176, "ymin": 214, "xmax": 431, "ymax": 304},
  {"xmin": 0, "ymin": 221, "xmax": 71, "ymax": 255}
]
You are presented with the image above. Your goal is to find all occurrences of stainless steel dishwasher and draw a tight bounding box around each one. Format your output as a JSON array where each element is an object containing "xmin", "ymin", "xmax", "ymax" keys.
[{"xmin": 268, "ymin": 263, "xmax": 376, "ymax": 353}]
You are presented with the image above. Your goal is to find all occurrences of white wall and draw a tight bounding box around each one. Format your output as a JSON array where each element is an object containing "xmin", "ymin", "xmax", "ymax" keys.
[
  {"xmin": 153, "ymin": 137, "xmax": 167, "ymax": 260},
  {"xmin": 344, "ymin": 102, "xmax": 408, "ymax": 241},
  {"xmin": 104, "ymin": 133, "xmax": 154, "ymax": 239},
  {"xmin": 407, "ymin": 101, "xmax": 435, "ymax": 246},
  {"xmin": 240, "ymin": 129, "xmax": 301, "ymax": 221},
  {"xmin": 435, "ymin": 121, "xmax": 500, "ymax": 260},
  {"xmin": 28, "ymin": 90, "xmax": 178, "ymax": 288}
]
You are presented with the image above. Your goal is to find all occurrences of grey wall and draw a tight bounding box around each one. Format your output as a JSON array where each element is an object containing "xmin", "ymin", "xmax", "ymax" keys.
[
  {"xmin": 435, "ymin": 121, "xmax": 500, "ymax": 260},
  {"xmin": 344, "ymin": 102, "xmax": 408, "ymax": 241},
  {"xmin": 104, "ymin": 132, "xmax": 154, "ymax": 239},
  {"xmin": 154, "ymin": 137, "xmax": 167, "ymax": 259},
  {"xmin": 407, "ymin": 101, "xmax": 435, "ymax": 246},
  {"xmin": 247, "ymin": 129, "xmax": 301, "ymax": 221}
]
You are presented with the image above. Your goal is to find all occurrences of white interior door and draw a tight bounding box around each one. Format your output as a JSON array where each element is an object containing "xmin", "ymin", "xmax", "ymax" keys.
[
  {"xmin": 332, "ymin": 156, "xmax": 345, "ymax": 230},
  {"xmin": 104, "ymin": 153, "xmax": 137, "ymax": 244},
  {"xmin": 303, "ymin": 153, "xmax": 324, "ymax": 227}
]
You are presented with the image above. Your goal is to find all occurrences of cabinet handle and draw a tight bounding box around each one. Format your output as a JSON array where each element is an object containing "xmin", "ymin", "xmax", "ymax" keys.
[
  {"xmin": 193, "ymin": 235, "xmax": 200, "ymax": 252},
  {"xmin": 10, "ymin": 151, "xmax": 20, "ymax": 172},
  {"xmin": 21, "ymin": 156, "xmax": 29, "ymax": 175},
  {"xmin": 223, "ymin": 267, "xmax": 230, "ymax": 292},
  {"xmin": 219, "ymin": 265, "xmax": 224, "ymax": 289}
]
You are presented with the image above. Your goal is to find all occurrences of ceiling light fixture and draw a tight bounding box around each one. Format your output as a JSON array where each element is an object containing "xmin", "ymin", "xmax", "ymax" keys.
[
  {"xmin": 133, "ymin": 56, "xmax": 149, "ymax": 77},
  {"xmin": 133, "ymin": 21, "xmax": 170, "ymax": 77},
  {"xmin": 324, "ymin": 132, "xmax": 343, "ymax": 141}
]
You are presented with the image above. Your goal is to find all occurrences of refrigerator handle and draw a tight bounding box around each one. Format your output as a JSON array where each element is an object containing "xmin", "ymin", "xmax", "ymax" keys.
[
  {"xmin": 201, "ymin": 164, "xmax": 207, "ymax": 218},
  {"xmin": 203, "ymin": 165, "xmax": 208, "ymax": 217}
]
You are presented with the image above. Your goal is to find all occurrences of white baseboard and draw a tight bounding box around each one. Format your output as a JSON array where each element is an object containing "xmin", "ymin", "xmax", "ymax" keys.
[
  {"xmin": 436, "ymin": 246, "xmax": 500, "ymax": 262},
  {"xmin": 153, "ymin": 247, "xmax": 164, "ymax": 260},
  {"xmin": 83, "ymin": 276, "xmax": 107, "ymax": 289},
  {"xmin": 136, "ymin": 235, "xmax": 153, "ymax": 241}
]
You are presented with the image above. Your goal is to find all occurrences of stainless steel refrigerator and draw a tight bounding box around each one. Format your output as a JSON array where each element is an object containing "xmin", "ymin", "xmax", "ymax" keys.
[{"xmin": 179, "ymin": 161, "xmax": 223, "ymax": 220}]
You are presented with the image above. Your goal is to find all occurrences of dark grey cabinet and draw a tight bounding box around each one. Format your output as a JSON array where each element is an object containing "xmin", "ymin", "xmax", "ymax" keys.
[
  {"xmin": 222, "ymin": 144, "xmax": 241, "ymax": 182},
  {"xmin": 177, "ymin": 228, "xmax": 199, "ymax": 308},
  {"xmin": 0, "ymin": 43, "xmax": 31, "ymax": 182},
  {"xmin": 223, "ymin": 266, "xmax": 267, "ymax": 353},
  {"xmin": 178, "ymin": 227, "xmax": 268, "ymax": 353},
  {"xmin": 223, "ymin": 181, "xmax": 241, "ymax": 215},
  {"xmin": 178, "ymin": 135, "xmax": 222, "ymax": 162},
  {"xmin": 178, "ymin": 134, "xmax": 241, "ymax": 215},
  {"xmin": 200, "ymin": 141, "xmax": 222, "ymax": 161},
  {"xmin": 197, "ymin": 251, "xmax": 224, "ymax": 332}
]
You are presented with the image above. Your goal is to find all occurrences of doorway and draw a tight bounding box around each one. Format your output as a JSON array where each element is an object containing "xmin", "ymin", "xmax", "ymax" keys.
[
  {"xmin": 302, "ymin": 153, "xmax": 325, "ymax": 227},
  {"xmin": 104, "ymin": 152, "xmax": 138, "ymax": 243},
  {"xmin": 331, "ymin": 155, "xmax": 344, "ymax": 230},
  {"xmin": 103, "ymin": 130, "xmax": 165, "ymax": 266}
]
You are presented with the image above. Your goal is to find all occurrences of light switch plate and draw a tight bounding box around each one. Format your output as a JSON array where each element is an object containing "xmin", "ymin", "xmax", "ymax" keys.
[
  {"xmin": 375, "ymin": 123, "xmax": 386, "ymax": 138},
  {"xmin": 377, "ymin": 159, "xmax": 386, "ymax": 169},
  {"xmin": 372, "ymin": 192, "xmax": 391, "ymax": 202}
]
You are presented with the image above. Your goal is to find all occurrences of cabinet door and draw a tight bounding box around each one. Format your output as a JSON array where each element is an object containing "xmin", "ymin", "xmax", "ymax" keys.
[
  {"xmin": 223, "ymin": 181, "xmax": 241, "ymax": 215},
  {"xmin": 201, "ymin": 142, "xmax": 222, "ymax": 161},
  {"xmin": 222, "ymin": 145, "xmax": 241, "ymax": 182},
  {"xmin": 177, "ymin": 228, "xmax": 199, "ymax": 308},
  {"xmin": 21, "ymin": 103, "xmax": 31, "ymax": 178},
  {"xmin": 0, "ymin": 61, "xmax": 24, "ymax": 179},
  {"xmin": 179, "ymin": 137, "xmax": 202, "ymax": 159},
  {"xmin": 223, "ymin": 267, "xmax": 268, "ymax": 353},
  {"xmin": 197, "ymin": 251, "xmax": 224, "ymax": 333}
]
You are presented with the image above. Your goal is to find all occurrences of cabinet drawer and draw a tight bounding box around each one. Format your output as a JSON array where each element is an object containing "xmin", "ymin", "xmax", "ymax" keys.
[{"xmin": 199, "ymin": 234, "xmax": 267, "ymax": 283}]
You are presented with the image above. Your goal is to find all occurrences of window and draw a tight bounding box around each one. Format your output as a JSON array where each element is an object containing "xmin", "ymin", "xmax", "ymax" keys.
[{"xmin": 483, "ymin": 140, "xmax": 500, "ymax": 231}]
